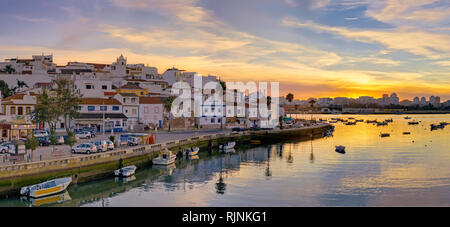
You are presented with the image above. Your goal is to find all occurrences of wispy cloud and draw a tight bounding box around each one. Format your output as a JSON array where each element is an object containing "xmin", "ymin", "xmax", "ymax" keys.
[{"xmin": 282, "ymin": 17, "xmax": 450, "ymax": 59}]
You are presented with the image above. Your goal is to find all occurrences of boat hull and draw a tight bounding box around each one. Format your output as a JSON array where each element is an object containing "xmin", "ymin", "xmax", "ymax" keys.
[{"xmin": 21, "ymin": 177, "xmax": 72, "ymax": 198}]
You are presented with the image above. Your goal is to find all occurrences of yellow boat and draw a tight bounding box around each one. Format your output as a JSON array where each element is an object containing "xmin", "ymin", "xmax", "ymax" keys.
[{"xmin": 20, "ymin": 177, "xmax": 72, "ymax": 198}]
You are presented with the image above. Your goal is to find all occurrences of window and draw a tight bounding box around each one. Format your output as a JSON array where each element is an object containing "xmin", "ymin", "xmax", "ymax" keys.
[
  {"xmin": 86, "ymin": 84, "xmax": 94, "ymax": 89},
  {"xmin": 100, "ymin": 106, "xmax": 107, "ymax": 111},
  {"xmin": 115, "ymin": 121, "xmax": 121, "ymax": 127},
  {"xmin": 88, "ymin": 106, "xmax": 95, "ymax": 111},
  {"xmin": 131, "ymin": 98, "xmax": 136, "ymax": 103},
  {"xmin": 26, "ymin": 107, "xmax": 31, "ymax": 114},
  {"xmin": 60, "ymin": 122, "xmax": 65, "ymax": 128},
  {"xmin": 132, "ymin": 109, "xmax": 137, "ymax": 115},
  {"xmin": 123, "ymin": 98, "xmax": 126, "ymax": 103},
  {"xmin": 211, "ymin": 118, "xmax": 215, "ymax": 123},
  {"xmin": 18, "ymin": 107, "xmax": 23, "ymax": 115},
  {"xmin": 144, "ymin": 107, "xmax": 149, "ymax": 113},
  {"xmin": 125, "ymin": 109, "xmax": 128, "ymax": 113},
  {"xmin": 102, "ymin": 85, "xmax": 108, "ymax": 90},
  {"xmin": 112, "ymin": 106, "xmax": 120, "ymax": 111},
  {"xmin": 10, "ymin": 107, "xmax": 16, "ymax": 115}
]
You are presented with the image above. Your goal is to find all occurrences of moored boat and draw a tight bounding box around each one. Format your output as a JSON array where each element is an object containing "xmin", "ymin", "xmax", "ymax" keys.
[
  {"xmin": 380, "ymin": 133, "xmax": 390, "ymax": 137},
  {"xmin": 403, "ymin": 132, "xmax": 411, "ymax": 135},
  {"xmin": 335, "ymin": 146, "xmax": 346, "ymax": 154},
  {"xmin": 408, "ymin": 121, "xmax": 419, "ymax": 125},
  {"xmin": 219, "ymin": 141, "xmax": 236, "ymax": 150},
  {"xmin": 20, "ymin": 177, "xmax": 72, "ymax": 198},
  {"xmin": 153, "ymin": 149, "xmax": 177, "ymax": 165},
  {"xmin": 114, "ymin": 165, "xmax": 137, "ymax": 177},
  {"xmin": 183, "ymin": 147, "xmax": 200, "ymax": 156}
]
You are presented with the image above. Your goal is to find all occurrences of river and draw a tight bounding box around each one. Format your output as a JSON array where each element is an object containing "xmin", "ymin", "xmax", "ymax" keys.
[{"xmin": 1, "ymin": 114, "xmax": 449, "ymax": 207}]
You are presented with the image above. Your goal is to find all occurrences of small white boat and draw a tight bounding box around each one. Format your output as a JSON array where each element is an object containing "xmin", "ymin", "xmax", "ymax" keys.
[
  {"xmin": 153, "ymin": 149, "xmax": 177, "ymax": 165},
  {"xmin": 335, "ymin": 146, "xmax": 346, "ymax": 154},
  {"xmin": 20, "ymin": 177, "xmax": 72, "ymax": 198},
  {"xmin": 184, "ymin": 147, "xmax": 199, "ymax": 156},
  {"xmin": 219, "ymin": 141, "xmax": 236, "ymax": 150},
  {"xmin": 114, "ymin": 165, "xmax": 137, "ymax": 177}
]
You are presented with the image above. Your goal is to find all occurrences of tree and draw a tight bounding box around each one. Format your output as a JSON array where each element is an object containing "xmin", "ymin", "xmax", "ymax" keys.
[
  {"xmin": 0, "ymin": 80, "xmax": 12, "ymax": 98},
  {"xmin": 25, "ymin": 135, "xmax": 39, "ymax": 161},
  {"xmin": 54, "ymin": 78, "xmax": 82, "ymax": 132},
  {"xmin": 10, "ymin": 80, "xmax": 29, "ymax": 95},
  {"xmin": 219, "ymin": 80, "xmax": 226, "ymax": 91},
  {"xmin": 65, "ymin": 131, "xmax": 77, "ymax": 147},
  {"xmin": 163, "ymin": 96, "xmax": 175, "ymax": 132},
  {"xmin": 4, "ymin": 65, "xmax": 15, "ymax": 74},
  {"xmin": 32, "ymin": 89, "xmax": 60, "ymax": 131},
  {"xmin": 286, "ymin": 93, "xmax": 294, "ymax": 103},
  {"xmin": 309, "ymin": 99, "xmax": 316, "ymax": 109}
]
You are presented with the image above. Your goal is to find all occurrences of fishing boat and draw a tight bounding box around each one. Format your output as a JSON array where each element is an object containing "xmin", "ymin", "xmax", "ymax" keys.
[
  {"xmin": 20, "ymin": 177, "xmax": 72, "ymax": 198},
  {"xmin": 408, "ymin": 121, "xmax": 419, "ymax": 125},
  {"xmin": 385, "ymin": 119, "xmax": 393, "ymax": 123},
  {"xmin": 355, "ymin": 119, "xmax": 364, "ymax": 122},
  {"xmin": 403, "ymin": 132, "xmax": 411, "ymax": 135},
  {"xmin": 219, "ymin": 141, "xmax": 236, "ymax": 150},
  {"xmin": 153, "ymin": 149, "xmax": 177, "ymax": 165},
  {"xmin": 377, "ymin": 122, "xmax": 388, "ymax": 126},
  {"xmin": 380, "ymin": 133, "xmax": 391, "ymax": 138},
  {"xmin": 335, "ymin": 146, "xmax": 346, "ymax": 154},
  {"xmin": 114, "ymin": 165, "xmax": 137, "ymax": 177},
  {"xmin": 366, "ymin": 120, "xmax": 378, "ymax": 124},
  {"xmin": 345, "ymin": 122, "xmax": 356, "ymax": 125},
  {"xmin": 183, "ymin": 147, "xmax": 200, "ymax": 156},
  {"xmin": 404, "ymin": 116, "xmax": 412, "ymax": 120}
]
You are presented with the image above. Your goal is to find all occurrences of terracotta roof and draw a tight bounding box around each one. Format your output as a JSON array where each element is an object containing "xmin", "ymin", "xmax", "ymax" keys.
[
  {"xmin": 3, "ymin": 94, "xmax": 25, "ymax": 101},
  {"xmin": 140, "ymin": 97, "xmax": 162, "ymax": 104},
  {"xmin": 119, "ymin": 83, "xmax": 144, "ymax": 90},
  {"xmin": 86, "ymin": 63, "xmax": 110, "ymax": 69},
  {"xmin": 104, "ymin": 92, "xmax": 117, "ymax": 96},
  {"xmin": 81, "ymin": 98, "xmax": 121, "ymax": 105}
]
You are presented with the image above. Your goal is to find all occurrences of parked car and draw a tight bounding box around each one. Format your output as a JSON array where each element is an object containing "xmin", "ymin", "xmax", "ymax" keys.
[
  {"xmin": 71, "ymin": 143, "xmax": 97, "ymax": 154},
  {"xmin": 33, "ymin": 130, "xmax": 49, "ymax": 138},
  {"xmin": 75, "ymin": 131, "xmax": 92, "ymax": 139},
  {"xmin": 91, "ymin": 140, "xmax": 108, "ymax": 153},
  {"xmin": 105, "ymin": 140, "xmax": 115, "ymax": 150},
  {"xmin": 0, "ymin": 142, "xmax": 13, "ymax": 154},
  {"xmin": 80, "ymin": 127, "xmax": 96, "ymax": 137},
  {"xmin": 37, "ymin": 136, "xmax": 50, "ymax": 146},
  {"xmin": 127, "ymin": 137, "xmax": 139, "ymax": 146},
  {"xmin": 231, "ymin": 127, "xmax": 248, "ymax": 133}
]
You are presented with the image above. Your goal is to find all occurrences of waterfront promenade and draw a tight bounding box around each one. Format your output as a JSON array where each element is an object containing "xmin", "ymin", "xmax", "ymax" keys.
[{"xmin": 0, "ymin": 129, "xmax": 231, "ymax": 166}]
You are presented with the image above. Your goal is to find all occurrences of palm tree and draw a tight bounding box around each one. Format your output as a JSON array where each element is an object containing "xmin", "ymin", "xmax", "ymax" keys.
[
  {"xmin": 309, "ymin": 99, "xmax": 316, "ymax": 109},
  {"xmin": 286, "ymin": 93, "xmax": 294, "ymax": 103},
  {"xmin": 163, "ymin": 96, "xmax": 175, "ymax": 132},
  {"xmin": 4, "ymin": 65, "xmax": 15, "ymax": 74}
]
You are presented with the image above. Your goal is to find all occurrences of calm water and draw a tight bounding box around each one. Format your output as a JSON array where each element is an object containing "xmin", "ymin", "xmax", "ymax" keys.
[{"xmin": 1, "ymin": 114, "xmax": 450, "ymax": 207}]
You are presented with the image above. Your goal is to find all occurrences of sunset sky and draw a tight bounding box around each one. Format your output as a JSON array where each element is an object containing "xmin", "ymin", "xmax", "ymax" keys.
[{"xmin": 1, "ymin": 0, "xmax": 449, "ymax": 101}]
